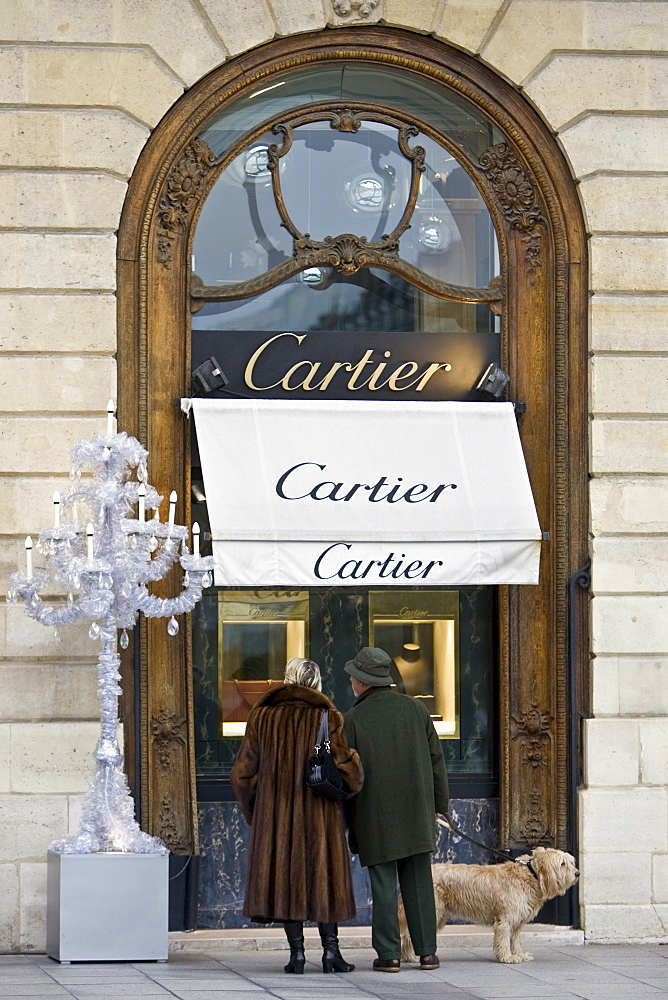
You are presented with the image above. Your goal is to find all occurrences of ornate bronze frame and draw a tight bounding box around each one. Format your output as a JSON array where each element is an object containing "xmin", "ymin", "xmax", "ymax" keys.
[{"xmin": 117, "ymin": 29, "xmax": 588, "ymax": 873}]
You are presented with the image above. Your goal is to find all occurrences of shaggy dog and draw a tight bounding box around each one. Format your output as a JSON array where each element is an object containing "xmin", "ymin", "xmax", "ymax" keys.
[{"xmin": 399, "ymin": 847, "xmax": 578, "ymax": 964}]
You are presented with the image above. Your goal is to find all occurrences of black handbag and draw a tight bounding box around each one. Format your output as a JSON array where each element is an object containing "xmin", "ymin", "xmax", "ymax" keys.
[{"xmin": 305, "ymin": 710, "xmax": 349, "ymax": 802}]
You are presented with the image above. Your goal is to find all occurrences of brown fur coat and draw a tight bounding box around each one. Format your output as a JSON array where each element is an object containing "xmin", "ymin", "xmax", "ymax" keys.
[{"xmin": 230, "ymin": 683, "xmax": 364, "ymax": 923}]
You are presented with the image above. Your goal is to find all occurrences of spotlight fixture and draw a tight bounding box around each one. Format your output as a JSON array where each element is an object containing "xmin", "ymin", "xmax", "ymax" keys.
[
  {"xmin": 244, "ymin": 146, "xmax": 271, "ymax": 180},
  {"xmin": 476, "ymin": 362, "xmax": 510, "ymax": 398},
  {"xmin": 191, "ymin": 357, "xmax": 229, "ymax": 396},
  {"xmin": 345, "ymin": 175, "xmax": 386, "ymax": 212},
  {"xmin": 191, "ymin": 482, "xmax": 206, "ymax": 503}
]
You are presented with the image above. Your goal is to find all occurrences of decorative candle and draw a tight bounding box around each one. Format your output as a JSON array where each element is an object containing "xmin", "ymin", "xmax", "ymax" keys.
[
  {"xmin": 138, "ymin": 482, "xmax": 146, "ymax": 523},
  {"xmin": 53, "ymin": 491, "xmax": 60, "ymax": 528},
  {"xmin": 107, "ymin": 400, "xmax": 115, "ymax": 437},
  {"xmin": 192, "ymin": 521, "xmax": 200, "ymax": 559},
  {"xmin": 25, "ymin": 536, "xmax": 33, "ymax": 580},
  {"xmin": 86, "ymin": 523, "xmax": 94, "ymax": 566},
  {"xmin": 168, "ymin": 491, "xmax": 177, "ymax": 533}
]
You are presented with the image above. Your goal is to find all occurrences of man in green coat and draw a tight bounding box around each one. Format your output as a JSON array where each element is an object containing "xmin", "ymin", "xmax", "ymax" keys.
[{"xmin": 343, "ymin": 647, "xmax": 449, "ymax": 973}]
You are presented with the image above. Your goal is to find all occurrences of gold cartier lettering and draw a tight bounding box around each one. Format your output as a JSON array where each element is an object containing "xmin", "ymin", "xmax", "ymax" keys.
[
  {"xmin": 244, "ymin": 332, "xmax": 306, "ymax": 390},
  {"xmin": 346, "ymin": 350, "xmax": 375, "ymax": 390},
  {"xmin": 281, "ymin": 361, "xmax": 321, "ymax": 391},
  {"xmin": 386, "ymin": 362, "xmax": 419, "ymax": 390},
  {"xmin": 243, "ymin": 333, "xmax": 452, "ymax": 394},
  {"xmin": 413, "ymin": 362, "xmax": 452, "ymax": 389}
]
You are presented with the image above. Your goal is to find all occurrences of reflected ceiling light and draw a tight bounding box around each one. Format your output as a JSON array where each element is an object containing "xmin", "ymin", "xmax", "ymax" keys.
[
  {"xmin": 476, "ymin": 362, "xmax": 510, "ymax": 398},
  {"xmin": 248, "ymin": 81, "xmax": 286, "ymax": 99},
  {"xmin": 244, "ymin": 146, "xmax": 271, "ymax": 179},
  {"xmin": 297, "ymin": 267, "xmax": 332, "ymax": 289},
  {"xmin": 418, "ymin": 216, "xmax": 453, "ymax": 253},
  {"xmin": 346, "ymin": 176, "xmax": 384, "ymax": 212}
]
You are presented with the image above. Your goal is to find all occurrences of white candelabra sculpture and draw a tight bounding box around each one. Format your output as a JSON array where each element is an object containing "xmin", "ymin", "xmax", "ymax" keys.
[{"xmin": 7, "ymin": 410, "xmax": 214, "ymax": 855}]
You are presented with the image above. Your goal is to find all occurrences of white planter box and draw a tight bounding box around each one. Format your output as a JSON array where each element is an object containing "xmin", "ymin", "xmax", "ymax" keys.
[{"xmin": 46, "ymin": 850, "xmax": 169, "ymax": 962}]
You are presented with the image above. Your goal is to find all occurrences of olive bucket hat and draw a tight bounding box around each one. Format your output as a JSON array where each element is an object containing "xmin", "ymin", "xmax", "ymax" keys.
[{"xmin": 344, "ymin": 646, "xmax": 393, "ymax": 686}]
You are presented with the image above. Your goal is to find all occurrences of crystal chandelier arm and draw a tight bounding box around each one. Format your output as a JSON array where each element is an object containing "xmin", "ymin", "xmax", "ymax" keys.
[
  {"xmin": 8, "ymin": 570, "xmax": 87, "ymax": 626},
  {"xmin": 137, "ymin": 542, "xmax": 184, "ymax": 582},
  {"xmin": 135, "ymin": 555, "xmax": 214, "ymax": 619},
  {"xmin": 24, "ymin": 598, "xmax": 87, "ymax": 628},
  {"xmin": 135, "ymin": 578, "xmax": 206, "ymax": 618}
]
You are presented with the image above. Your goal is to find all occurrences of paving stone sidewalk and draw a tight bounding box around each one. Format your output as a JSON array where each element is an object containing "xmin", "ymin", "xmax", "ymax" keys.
[{"xmin": 0, "ymin": 944, "xmax": 667, "ymax": 1000}]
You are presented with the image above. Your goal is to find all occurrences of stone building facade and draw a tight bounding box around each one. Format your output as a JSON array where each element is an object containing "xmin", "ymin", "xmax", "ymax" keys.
[{"xmin": 0, "ymin": 0, "xmax": 667, "ymax": 951}]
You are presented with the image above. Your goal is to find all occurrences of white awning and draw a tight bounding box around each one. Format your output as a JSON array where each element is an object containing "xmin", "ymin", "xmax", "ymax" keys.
[{"xmin": 192, "ymin": 398, "xmax": 542, "ymax": 587}]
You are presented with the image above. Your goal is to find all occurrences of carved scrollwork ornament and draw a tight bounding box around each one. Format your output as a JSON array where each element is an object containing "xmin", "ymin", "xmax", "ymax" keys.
[
  {"xmin": 511, "ymin": 702, "xmax": 553, "ymax": 769},
  {"xmin": 157, "ymin": 138, "xmax": 216, "ymax": 267},
  {"xmin": 332, "ymin": 0, "xmax": 380, "ymax": 18},
  {"xmin": 478, "ymin": 143, "xmax": 547, "ymax": 272},
  {"xmin": 330, "ymin": 108, "xmax": 363, "ymax": 132},
  {"xmin": 518, "ymin": 791, "xmax": 549, "ymax": 847},
  {"xmin": 157, "ymin": 792, "xmax": 188, "ymax": 853},
  {"xmin": 151, "ymin": 709, "xmax": 187, "ymax": 771}
]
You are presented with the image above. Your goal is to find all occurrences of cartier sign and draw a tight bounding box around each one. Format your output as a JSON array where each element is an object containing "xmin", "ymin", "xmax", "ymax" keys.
[
  {"xmin": 191, "ymin": 328, "xmax": 499, "ymax": 402},
  {"xmin": 191, "ymin": 398, "xmax": 542, "ymax": 587}
]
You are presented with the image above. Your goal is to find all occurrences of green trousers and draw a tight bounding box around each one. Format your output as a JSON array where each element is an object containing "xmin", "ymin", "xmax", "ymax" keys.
[{"xmin": 367, "ymin": 851, "xmax": 437, "ymax": 960}]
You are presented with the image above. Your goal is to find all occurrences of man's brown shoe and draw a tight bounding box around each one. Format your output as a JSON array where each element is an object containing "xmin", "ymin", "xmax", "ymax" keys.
[
  {"xmin": 420, "ymin": 955, "xmax": 440, "ymax": 970},
  {"xmin": 373, "ymin": 958, "xmax": 401, "ymax": 972}
]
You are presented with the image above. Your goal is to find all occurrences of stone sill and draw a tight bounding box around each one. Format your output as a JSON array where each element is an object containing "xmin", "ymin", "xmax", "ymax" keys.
[{"xmin": 169, "ymin": 924, "xmax": 584, "ymax": 953}]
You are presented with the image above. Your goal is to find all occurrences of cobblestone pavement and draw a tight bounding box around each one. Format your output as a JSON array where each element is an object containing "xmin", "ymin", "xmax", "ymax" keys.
[{"xmin": 1, "ymin": 944, "xmax": 667, "ymax": 1000}]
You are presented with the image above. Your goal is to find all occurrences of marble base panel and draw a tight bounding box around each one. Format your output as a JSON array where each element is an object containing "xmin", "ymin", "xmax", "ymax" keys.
[{"xmin": 197, "ymin": 797, "xmax": 499, "ymax": 930}]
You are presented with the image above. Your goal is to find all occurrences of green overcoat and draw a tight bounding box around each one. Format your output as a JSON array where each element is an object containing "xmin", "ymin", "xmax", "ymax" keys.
[{"xmin": 343, "ymin": 686, "xmax": 449, "ymax": 868}]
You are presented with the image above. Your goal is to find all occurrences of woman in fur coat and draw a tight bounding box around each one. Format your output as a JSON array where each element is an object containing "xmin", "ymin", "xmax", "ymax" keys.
[{"xmin": 231, "ymin": 657, "xmax": 364, "ymax": 974}]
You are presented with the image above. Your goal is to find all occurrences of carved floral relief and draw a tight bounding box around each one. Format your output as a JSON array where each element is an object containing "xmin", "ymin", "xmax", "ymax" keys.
[
  {"xmin": 157, "ymin": 138, "xmax": 216, "ymax": 267},
  {"xmin": 151, "ymin": 709, "xmax": 187, "ymax": 771},
  {"xmin": 479, "ymin": 143, "xmax": 547, "ymax": 272}
]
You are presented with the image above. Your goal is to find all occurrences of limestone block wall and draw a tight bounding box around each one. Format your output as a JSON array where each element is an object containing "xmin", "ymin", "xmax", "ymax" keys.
[{"xmin": 0, "ymin": 0, "xmax": 666, "ymax": 950}]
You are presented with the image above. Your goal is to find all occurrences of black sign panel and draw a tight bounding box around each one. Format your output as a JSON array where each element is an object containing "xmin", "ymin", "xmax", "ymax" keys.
[{"xmin": 191, "ymin": 329, "xmax": 499, "ymax": 403}]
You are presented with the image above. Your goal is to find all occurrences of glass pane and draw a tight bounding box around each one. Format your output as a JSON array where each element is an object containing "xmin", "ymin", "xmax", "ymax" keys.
[
  {"xmin": 193, "ymin": 125, "xmax": 498, "ymax": 290},
  {"xmin": 284, "ymin": 121, "xmax": 412, "ymax": 242},
  {"xmin": 200, "ymin": 63, "xmax": 502, "ymax": 161},
  {"xmin": 192, "ymin": 135, "xmax": 291, "ymax": 286},
  {"xmin": 406, "ymin": 134, "xmax": 496, "ymax": 288}
]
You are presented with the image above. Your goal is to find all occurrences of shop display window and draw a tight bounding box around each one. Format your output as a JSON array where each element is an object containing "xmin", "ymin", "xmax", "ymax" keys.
[
  {"xmin": 369, "ymin": 590, "xmax": 459, "ymax": 737},
  {"xmin": 218, "ymin": 591, "xmax": 309, "ymax": 736}
]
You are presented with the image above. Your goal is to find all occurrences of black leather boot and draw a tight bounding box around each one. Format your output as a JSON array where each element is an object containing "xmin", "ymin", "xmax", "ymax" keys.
[
  {"xmin": 318, "ymin": 922, "xmax": 355, "ymax": 973},
  {"xmin": 283, "ymin": 921, "xmax": 305, "ymax": 974}
]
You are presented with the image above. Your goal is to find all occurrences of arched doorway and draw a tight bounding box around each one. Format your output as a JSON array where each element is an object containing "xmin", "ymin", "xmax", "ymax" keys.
[{"xmin": 117, "ymin": 27, "xmax": 588, "ymax": 929}]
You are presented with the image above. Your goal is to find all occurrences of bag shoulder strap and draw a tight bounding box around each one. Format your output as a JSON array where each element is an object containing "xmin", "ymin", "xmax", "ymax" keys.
[{"xmin": 315, "ymin": 709, "xmax": 329, "ymax": 751}]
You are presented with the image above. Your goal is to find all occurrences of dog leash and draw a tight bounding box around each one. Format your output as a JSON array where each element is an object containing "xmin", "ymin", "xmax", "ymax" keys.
[{"xmin": 437, "ymin": 813, "xmax": 538, "ymax": 877}]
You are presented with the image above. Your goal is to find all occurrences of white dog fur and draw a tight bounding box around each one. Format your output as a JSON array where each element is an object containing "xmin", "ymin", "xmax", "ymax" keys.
[{"xmin": 399, "ymin": 847, "xmax": 579, "ymax": 964}]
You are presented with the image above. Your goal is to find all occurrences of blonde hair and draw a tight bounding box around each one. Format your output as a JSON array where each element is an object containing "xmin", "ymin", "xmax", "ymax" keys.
[{"xmin": 284, "ymin": 657, "xmax": 322, "ymax": 691}]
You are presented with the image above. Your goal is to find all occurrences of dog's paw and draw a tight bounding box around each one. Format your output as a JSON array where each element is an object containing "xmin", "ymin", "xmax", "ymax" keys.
[
  {"xmin": 496, "ymin": 953, "xmax": 524, "ymax": 964},
  {"xmin": 516, "ymin": 951, "xmax": 533, "ymax": 962}
]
